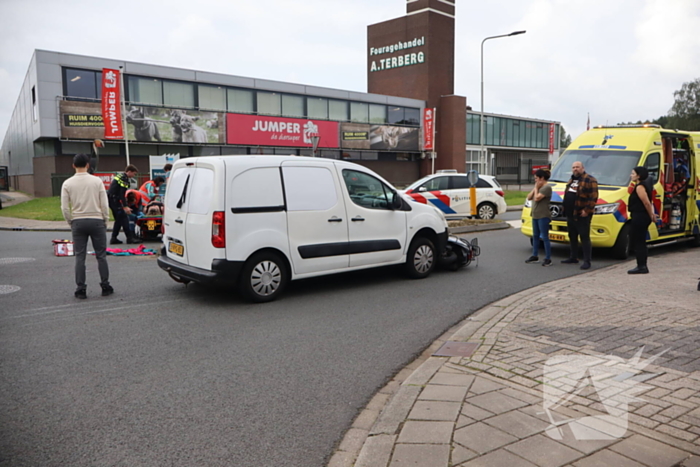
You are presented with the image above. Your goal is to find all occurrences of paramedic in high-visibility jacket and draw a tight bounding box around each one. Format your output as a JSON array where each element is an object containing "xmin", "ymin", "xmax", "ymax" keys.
[
  {"xmin": 107, "ymin": 165, "xmax": 138, "ymax": 244},
  {"xmin": 139, "ymin": 176, "xmax": 165, "ymax": 205}
]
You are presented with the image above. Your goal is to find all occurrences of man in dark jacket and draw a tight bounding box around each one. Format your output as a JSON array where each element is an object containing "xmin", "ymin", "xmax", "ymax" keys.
[
  {"xmin": 562, "ymin": 161, "xmax": 598, "ymax": 270},
  {"xmin": 107, "ymin": 164, "xmax": 138, "ymax": 244}
]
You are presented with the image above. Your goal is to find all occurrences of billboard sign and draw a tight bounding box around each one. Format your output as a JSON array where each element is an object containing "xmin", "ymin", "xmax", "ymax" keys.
[
  {"xmin": 549, "ymin": 123, "xmax": 555, "ymax": 155},
  {"xmin": 226, "ymin": 114, "xmax": 339, "ymax": 148},
  {"xmin": 423, "ymin": 108, "xmax": 435, "ymax": 151},
  {"xmin": 369, "ymin": 125, "xmax": 419, "ymax": 151}
]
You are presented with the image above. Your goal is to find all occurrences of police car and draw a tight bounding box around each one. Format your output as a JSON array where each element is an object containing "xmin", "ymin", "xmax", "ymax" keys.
[{"xmin": 402, "ymin": 171, "xmax": 507, "ymax": 219}]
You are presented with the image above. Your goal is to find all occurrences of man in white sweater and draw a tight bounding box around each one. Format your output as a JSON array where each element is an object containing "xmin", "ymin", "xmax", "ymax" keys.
[{"xmin": 61, "ymin": 154, "xmax": 113, "ymax": 299}]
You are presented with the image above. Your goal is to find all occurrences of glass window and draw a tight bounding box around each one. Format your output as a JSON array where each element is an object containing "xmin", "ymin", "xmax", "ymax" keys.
[
  {"xmin": 188, "ymin": 168, "xmax": 214, "ymax": 215},
  {"xmin": 283, "ymin": 167, "xmax": 338, "ymax": 211},
  {"xmin": 644, "ymin": 152, "xmax": 661, "ymax": 183},
  {"xmin": 417, "ymin": 176, "xmax": 449, "ymax": 192},
  {"xmin": 282, "ymin": 94, "xmax": 304, "ymax": 118},
  {"xmin": 198, "ymin": 85, "xmax": 226, "ymax": 111},
  {"xmin": 404, "ymin": 108, "xmax": 420, "ymax": 125},
  {"xmin": 525, "ymin": 123, "xmax": 532, "ymax": 147},
  {"xmin": 228, "ymin": 88, "xmax": 254, "ymax": 113},
  {"xmin": 350, "ymin": 102, "xmax": 369, "ymax": 123},
  {"xmin": 307, "ymin": 97, "xmax": 328, "ymax": 119},
  {"xmin": 128, "ymin": 76, "xmax": 163, "ymax": 105},
  {"xmin": 451, "ymin": 176, "xmax": 471, "ymax": 189},
  {"xmin": 342, "ymin": 169, "xmax": 392, "ymax": 210},
  {"xmin": 257, "ymin": 92, "xmax": 281, "ymax": 115},
  {"xmin": 165, "ymin": 167, "xmax": 194, "ymax": 212},
  {"xmin": 231, "ymin": 167, "xmax": 284, "ymax": 209},
  {"xmin": 506, "ymin": 119, "xmax": 514, "ymax": 146},
  {"xmin": 550, "ymin": 149, "xmax": 643, "ymax": 186},
  {"xmin": 369, "ymin": 104, "xmax": 387, "ymax": 124},
  {"xmin": 485, "ymin": 116, "xmax": 494, "ymax": 146},
  {"xmin": 388, "ymin": 106, "xmax": 404, "ymax": 124},
  {"xmin": 164, "ymin": 81, "xmax": 194, "ymax": 108},
  {"xmin": 64, "ymin": 68, "xmax": 101, "ymax": 100},
  {"xmin": 329, "ymin": 100, "xmax": 348, "ymax": 121}
]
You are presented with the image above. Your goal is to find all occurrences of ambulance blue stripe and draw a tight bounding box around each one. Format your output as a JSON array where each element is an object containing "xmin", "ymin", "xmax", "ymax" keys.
[
  {"xmin": 551, "ymin": 192, "xmax": 563, "ymax": 202},
  {"xmin": 614, "ymin": 211, "xmax": 626, "ymax": 223},
  {"xmin": 428, "ymin": 198, "xmax": 457, "ymax": 214}
]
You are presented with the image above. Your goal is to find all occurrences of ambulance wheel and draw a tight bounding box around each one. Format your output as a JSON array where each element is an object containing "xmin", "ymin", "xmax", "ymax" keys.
[
  {"xmin": 406, "ymin": 237, "xmax": 436, "ymax": 279},
  {"xmin": 477, "ymin": 202, "xmax": 496, "ymax": 220},
  {"xmin": 239, "ymin": 251, "xmax": 288, "ymax": 303},
  {"xmin": 691, "ymin": 233, "xmax": 700, "ymax": 248},
  {"xmin": 611, "ymin": 224, "xmax": 631, "ymax": 260}
]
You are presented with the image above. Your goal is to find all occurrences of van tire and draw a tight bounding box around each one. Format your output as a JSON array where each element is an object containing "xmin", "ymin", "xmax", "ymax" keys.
[
  {"xmin": 477, "ymin": 202, "xmax": 496, "ymax": 220},
  {"xmin": 611, "ymin": 224, "xmax": 631, "ymax": 260},
  {"xmin": 239, "ymin": 252, "xmax": 288, "ymax": 303},
  {"xmin": 405, "ymin": 237, "xmax": 436, "ymax": 279}
]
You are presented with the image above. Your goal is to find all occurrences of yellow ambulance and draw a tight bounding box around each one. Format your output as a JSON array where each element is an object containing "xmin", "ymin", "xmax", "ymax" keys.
[{"xmin": 521, "ymin": 125, "xmax": 700, "ymax": 258}]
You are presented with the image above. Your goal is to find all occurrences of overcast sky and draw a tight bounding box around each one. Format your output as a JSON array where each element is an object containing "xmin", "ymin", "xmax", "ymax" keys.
[{"xmin": 1, "ymin": 0, "xmax": 699, "ymax": 144}]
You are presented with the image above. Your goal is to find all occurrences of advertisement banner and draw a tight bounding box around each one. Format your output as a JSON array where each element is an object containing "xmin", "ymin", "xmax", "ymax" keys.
[
  {"xmin": 369, "ymin": 125, "xmax": 420, "ymax": 151},
  {"xmin": 226, "ymin": 114, "xmax": 339, "ymax": 148},
  {"xmin": 94, "ymin": 172, "xmax": 115, "ymax": 191},
  {"xmin": 549, "ymin": 122, "xmax": 555, "ymax": 155},
  {"xmin": 423, "ymin": 108, "xmax": 435, "ymax": 151},
  {"xmin": 101, "ymin": 68, "xmax": 123, "ymax": 140},
  {"xmin": 340, "ymin": 123, "xmax": 371, "ymax": 149}
]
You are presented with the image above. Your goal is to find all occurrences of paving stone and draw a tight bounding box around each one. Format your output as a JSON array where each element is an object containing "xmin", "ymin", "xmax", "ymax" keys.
[
  {"xmin": 453, "ymin": 422, "xmax": 518, "ymax": 455},
  {"xmin": 429, "ymin": 372, "xmax": 475, "ymax": 387},
  {"xmin": 460, "ymin": 448, "xmax": 537, "ymax": 467},
  {"xmin": 467, "ymin": 392, "xmax": 528, "ymax": 415},
  {"xmin": 389, "ymin": 444, "xmax": 450, "ymax": 467},
  {"xmin": 505, "ymin": 434, "xmax": 584, "ymax": 467},
  {"xmin": 371, "ymin": 385, "xmax": 422, "ymax": 436},
  {"xmin": 402, "ymin": 358, "xmax": 447, "ymax": 386},
  {"xmin": 681, "ymin": 456, "xmax": 700, "ymax": 467},
  {"xmin": 456, "ymin": 414, "xmax": 476, "ymax": 429},
  {"xmin": 499, "ymin": 387, "xmax": 542, "ymax": 405},
  {"xmin": 355, "ymin": 434, "xmax": 396, "ymax": 467},
  {"xmin": 659, "ymin": 404, "xmax": 693, "ymax": 419},
  {"xmin": 672, "ymin": 388, "xmax": 697, "ymax": 400},
  {"xmin": 656, "ymin": 423, "xmax": 698, "ymax": 443},
  {"xmin": 338, "ymin": 427, "xmax": 369, "ymax": 454},
  {"xmin": 461, "ymin": 403, "xmax": 495, "ymax": 421},
  {"xmin": 327, "ymin": 449, "xmax": 355, "ymax": 467},
  {"xmin": 572, "ymin": 449, "xmax": 645, "ymax": 467},
  {"xmin": 397, "ymin": 421, "xmax": 453, "ymax": 444},
  {"xmin": 418, "ymin": 384, "xmax": 468, "ymax": 402},
  {"xmin": 408, "ymin": 401, "xmax": 461, "ymax": 422},
  {"xmin": 469, "ymin": 377, "xmax": 506, "ymax": 394},
  {"xmin": 543, "ymin": 423, "xmax": 617, "ymax": 455},
  {"xmin": 609, "ymin": 434, "xmax": 689, "ymax": 466},
  {"xmin": 634, "ymin": 404, "xmax": 664, "ymax": 417},
  {"xmin": 484, "ymin": 409, "xmax": 551, "ymax": 439},
  {"xmin": 451, "ymin": 444, "xmax": 478, "ymax": 465}
]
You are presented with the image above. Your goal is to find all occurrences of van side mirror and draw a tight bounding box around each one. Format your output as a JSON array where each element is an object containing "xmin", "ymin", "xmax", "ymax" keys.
[
  {"xmin": 417, "ymin": 186, "xmax": 428, "ymax": 193},
  {"xmin": 391, "ymin": 191, "xmax": 403, "ymax": 210}
]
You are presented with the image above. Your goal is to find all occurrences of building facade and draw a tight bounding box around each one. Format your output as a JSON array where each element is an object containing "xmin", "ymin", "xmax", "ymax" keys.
[{"xmin": 0, "ymin": 0, "xmax": 560, "ymax": 197}]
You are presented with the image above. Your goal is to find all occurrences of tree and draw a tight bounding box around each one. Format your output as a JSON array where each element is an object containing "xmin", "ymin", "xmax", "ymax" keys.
[
  {"xmin": 667, "ymin": 78, "xmax": 700, "ymax": 130},
  {"xmin": 560, "ymin": 125, "xmax": 572, "ymax": 150}
]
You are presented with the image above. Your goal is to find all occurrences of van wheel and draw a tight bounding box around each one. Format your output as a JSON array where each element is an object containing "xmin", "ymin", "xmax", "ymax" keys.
[
  {"xmin": 239, "ymin": 252, "xmax": 288, "ymax": 303},
  {"xmin": 477, "ymin": 202, "xmax": 496, "ymax": 220},
  {"xmin": 611, "ymin": 224, "xmax": 631, "ymax": 260},
  {"xmin": 406, "ymin": 237, "xmax": 436, "ymax": 279}
]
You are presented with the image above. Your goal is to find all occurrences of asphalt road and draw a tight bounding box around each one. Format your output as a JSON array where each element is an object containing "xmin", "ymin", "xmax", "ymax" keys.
[{"xmin": 0, "ymin": 228, "xmax": 622, "ymax": 466}]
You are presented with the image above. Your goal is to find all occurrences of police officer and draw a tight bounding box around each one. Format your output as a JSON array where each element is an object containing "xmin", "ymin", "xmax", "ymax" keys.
[{"xmin": 107, "ymin": 164, "xmax": 138, "ymax": 244}]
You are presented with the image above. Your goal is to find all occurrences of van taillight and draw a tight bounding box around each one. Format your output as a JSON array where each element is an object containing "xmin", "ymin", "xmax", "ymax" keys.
[
  {"xmin": 212, "ymin": 211, "xmax": 225, "ymax": 248},
  {"xmin": 496, "ymin": 190, "xmax": 505, "ymax": 197}
]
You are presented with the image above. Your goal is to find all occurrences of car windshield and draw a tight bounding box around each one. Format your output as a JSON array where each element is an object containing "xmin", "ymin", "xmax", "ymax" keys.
[
  {"xmin": 550, "ymin": 149, "xmax": 642, "ymax": 187},
  {"xmin": 406, "ymin": 175, "xmax": 433, "ymax": 190}
]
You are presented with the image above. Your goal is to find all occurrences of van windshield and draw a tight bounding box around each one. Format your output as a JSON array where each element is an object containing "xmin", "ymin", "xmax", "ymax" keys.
[{"xmin": 551, "ymin": 150, "xmax": 642, "ymax": 187}]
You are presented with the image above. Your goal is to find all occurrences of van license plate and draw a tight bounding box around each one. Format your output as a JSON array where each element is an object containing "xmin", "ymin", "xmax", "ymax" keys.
[
  {"xmin": 549, "ymin": 234, "xmax": 565, "ymax": 241},
  {"xmin": 169, "ymin": 242, "xmax": 184, "ymax": 256}
]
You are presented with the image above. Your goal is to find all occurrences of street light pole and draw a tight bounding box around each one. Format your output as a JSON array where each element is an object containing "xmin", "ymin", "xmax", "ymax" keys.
[{"xmin": 480, "ymin": 30, "xmax": 526, "ymax": 176}]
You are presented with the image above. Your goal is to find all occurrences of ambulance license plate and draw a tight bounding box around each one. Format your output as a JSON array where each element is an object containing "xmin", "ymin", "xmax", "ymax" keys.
[
  {"xmin": 169, "ymin": 242, "xmax": 184, "ymax": 256},
  {"xmin": 549, "ymin": 233, "xmax": 565, "ymax": 242}
]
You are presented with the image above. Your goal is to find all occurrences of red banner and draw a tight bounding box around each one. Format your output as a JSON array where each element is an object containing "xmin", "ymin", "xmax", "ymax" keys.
[
  {"xmin": 101, "ymin": 68, "xmax": 123, "ymax": 140},
  {"xmin": 423, "ymin": 108, "xmax": 435, "ymax": 151},
  {"xmin": 93, "ymin": 172, "xmax": 115, "ymax": 190},
  {"xmin": 226, "ymin": 114, "xmax": 339, "ymax": 148},
  {"xmin": 548, "ymin": 122, "xmax": 555, "ymax": 155}
]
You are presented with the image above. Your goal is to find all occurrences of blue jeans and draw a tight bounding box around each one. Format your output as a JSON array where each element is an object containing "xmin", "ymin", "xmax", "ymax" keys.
[{"xmin": 532, "ymin": 217, "xmax": 552, "ymax": 260}]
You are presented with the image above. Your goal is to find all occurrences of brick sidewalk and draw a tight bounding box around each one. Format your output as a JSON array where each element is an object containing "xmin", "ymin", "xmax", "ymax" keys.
[{"xmin": 331, "ymin": 248, "xmax": 700, "ymax": 467}]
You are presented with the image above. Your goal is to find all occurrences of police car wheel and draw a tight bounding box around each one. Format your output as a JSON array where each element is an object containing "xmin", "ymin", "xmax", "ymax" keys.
[
  {"xmin": 406, "ymin": 237, "xmax": 436, "ymax": 279},
  {"xmin": 477, "ymin": 202, "xmax": 496, "ymax": 220},
  {"xmin": 239, "ymin": 252, "xmax": 288, "ymax": 303}
]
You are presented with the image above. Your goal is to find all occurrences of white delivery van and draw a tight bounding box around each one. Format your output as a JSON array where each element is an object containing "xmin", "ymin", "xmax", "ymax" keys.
[{"xmin": 157, "ymin": 156, "xmax": 450, "ymax": 302}]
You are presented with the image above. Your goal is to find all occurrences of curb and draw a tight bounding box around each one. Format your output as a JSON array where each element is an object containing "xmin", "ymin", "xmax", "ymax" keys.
[{"xmin": 448, "ymin": 222, "xmax": 509, "ymax": 234}]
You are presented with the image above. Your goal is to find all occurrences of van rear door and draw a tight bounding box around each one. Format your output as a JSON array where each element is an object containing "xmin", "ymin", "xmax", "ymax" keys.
[
  {"xmin": 185, "ymin": 161, "xmax": 224, "ymax": 270},
  {"xmin": 163, "ymin": 165, "xmax": 195, "ymax": 264}
]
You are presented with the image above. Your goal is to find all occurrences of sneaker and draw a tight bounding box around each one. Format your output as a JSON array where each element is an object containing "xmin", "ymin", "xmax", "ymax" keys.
[
  {"xmin": 561, "ymin": 258, "xmax": 579, "ymax": 264},
  {"xmin": 101, "ymin": 285, "xmax": 114, "ymax": 296},
  {"xmin": 580, "ymin": 262, "xmax": 591, "ymax": 270},
  {"xmin": 110, "ymin": 238, "xmax": 123, "ymax": 245},
  {"xmin": 126, "ymin": 237, "xmax": 140, "ymax": 244},
  {"xmin": 542, "ymin": 259, "xmax": 552, "ymax": 267},
  {"xmin": 525, "ymin": 256, "xmax": 539, "ymax": 264},
  {"xmin": 75, "ymin": 289, "xmax": 87, "ymax": 299}
]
